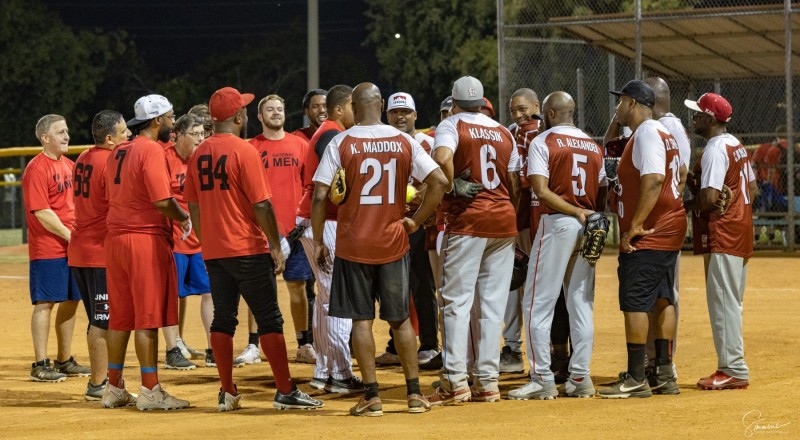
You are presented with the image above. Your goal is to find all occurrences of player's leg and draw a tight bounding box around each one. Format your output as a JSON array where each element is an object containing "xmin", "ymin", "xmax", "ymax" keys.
[
  {"xmin": 298, "ymin": 222, "xmax": 331, "ymax": 381},
  {"xmin": 550, "ymin": 290, "xmax": 571, "ymax": 383},
  {"xmin": 205, "ymin": 257, "xmax": 241, "ymax": 398},
  {"xmin": 184, "ymin": 252, "xmax": 212, "ymax": 359},
  {"xmin": 72, "ymin": 267, "xmax": 109, "ymax": 398},
  {"xmin": 54, "ymin": 299, "xmax": 79, "ymax": 363},
  {"xmin": 562, "ymin": 251, "xmax": 596, "ymax": 397},
  {"xmin": 433, "ymin": 234, "xmax": 484, "ymax": 401},
  {"xmin": 163, "ymin": 253, "xmax": 195, "ymax": 370},
  {"xmin": 305, "ymin": 278, "xmax": 315, "ymax": 347},
  {"xmin": 284, "ymin": 240, "xmax": 315, "ymax": 363},
  {"xmin": 501, "ymin": 228, "xmax": 530, "ymax": 372},
  {"xmin": 408, "ymin": 228, "xmax": 438, "ymax": 360},
  {"xmin": 31, "ymin": 302, "xmax": 54, "ymax": 364}
]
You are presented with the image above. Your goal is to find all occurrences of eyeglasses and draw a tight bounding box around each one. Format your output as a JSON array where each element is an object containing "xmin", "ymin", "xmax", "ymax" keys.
[
  {"xmin": 162, "ymin": 113, "xmax": 176, "ymax": 122},
  {"xmin": 183, "ymin": 131, "xmax": 205, "ymax": 139}
]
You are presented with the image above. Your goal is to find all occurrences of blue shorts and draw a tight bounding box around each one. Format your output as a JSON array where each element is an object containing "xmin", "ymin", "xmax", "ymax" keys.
[
  {"xmin": 29, "ymin": 258, "xmax": 81, "ymax": 304},
  {"xmin": 174, "ymin": 252, "xmax": 211, "ymax": 298},
  {"xmin": 283, "ymin": 240, "xmax": 314, "ymax": 282}
]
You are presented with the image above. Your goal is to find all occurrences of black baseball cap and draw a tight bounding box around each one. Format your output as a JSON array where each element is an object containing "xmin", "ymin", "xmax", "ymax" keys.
[{"xmin": 610, "ymin": 80, "xmax": 655, "ymax": 108}]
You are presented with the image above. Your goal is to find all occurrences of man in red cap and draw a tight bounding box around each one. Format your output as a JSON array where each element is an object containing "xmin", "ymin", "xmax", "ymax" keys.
[
  {"xmin": 684, "ymin": 93, "xmax": 756, "ymax": 390},
  {"xmin": 184, "ymin": 87, "xmax": 323, "ymax": 412}
]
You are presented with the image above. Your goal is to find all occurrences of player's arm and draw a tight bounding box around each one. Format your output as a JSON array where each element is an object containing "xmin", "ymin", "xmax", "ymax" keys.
[
  {"xmin": 153, "ymin": 198, "xmax": 192, "ymax": 236},
  {"xmin": 507, "ymin": 170, "xmax": 520, "ymax": 211},
  {"xmin": 33, "ymin": 209, "xmax": 72, "ymax": 241},
  {"xmin": 621, "ymin": 173, "xmax": 663, "ymax": 252},
  {"xmin": 405, "ymin": 168, "xmax": 447, "ymax": 234},
  {"xmin": 530, "ymin": 175, "xmax": 594, "ymax": 224},
  {"xmin": 432, "ymin": 147, "xmax": 454, "ymax": 190},
  {"xmin": 677, "ymin": 163, "xmax": 688, "ymax": 196},
  {"xmin": 253, "ymin": 199, "xmax": 285, "ymax": 274},
  {"xmin": 603, "ymin": 113, "xmax": 622, "ymax": 147},
  {"xmin": 596, "ymin": 185, "xmax": 608, "ymax": 213},
  {"xmin": 311, "ymin": 182, "xmax": 332, "ymax": 272},
  {"xmin": 188, "ymin": 201, "xmax": 201, "ymax": 242}
]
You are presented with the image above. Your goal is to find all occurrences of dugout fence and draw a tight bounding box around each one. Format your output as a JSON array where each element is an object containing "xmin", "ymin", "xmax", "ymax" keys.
[{"xmin": 497, "ymin": 0, "xmax": 799, "ymax": 251}]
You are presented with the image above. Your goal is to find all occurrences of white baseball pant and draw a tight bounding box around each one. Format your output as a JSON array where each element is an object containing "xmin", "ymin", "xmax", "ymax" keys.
[
  {"xmin": 439, "ymin": 234, "xmax": 514, "ymax": 393},
  {"xmin": 705, "ymin": 253, "xmax": 749, "ymax": 379},
  {"xmin": 524, "ymin": 213, "xmax": 595, "ymax": 381},
  {"xmin": 297, "ymin": 217, "xmax": 354, "ymax": 380}
]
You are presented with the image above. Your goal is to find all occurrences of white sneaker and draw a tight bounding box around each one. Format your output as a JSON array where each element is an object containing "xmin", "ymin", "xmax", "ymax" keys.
[
  {"xmin": 235, "ymin": 344, "xmax": 262, "ymax": 365},
  {"xmin": 136, "ymin": 384, "xmax": 190, "ymax": 411},
  {"xmin": 295, "ymin": 344, "xmax": 316, "ymax": 364},
  {"xmin": 418, "ymin": 349, "xmax": 439, "ymax": 364},
  {"xmin": 176, "ymin": 337, "xmax": 203, "ymax": 360},
  {"xmin": 563, "ymin": 375, "xmax": 596, "ymax": 398},
  {"xmin": 102, "ymin": 380, "xmax": 137, "ymax": 408},
  {"xmin": 218, "ymin": 389, "xmax": 242, "ymax": 412},
  {"xmin": 508, "ymin": 377, "xmax": 558, "ymax": 400}
]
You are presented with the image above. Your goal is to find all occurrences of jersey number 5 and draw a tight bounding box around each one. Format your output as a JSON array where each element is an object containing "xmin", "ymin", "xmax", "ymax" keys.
[
  {"xmin": 572, "ymin": 153, "xmax": 588, "ymax": 197},
  {"xmin": 360, "ymin": 158, "xmax": 396, "ymax": 205},
  {"xmin": 198, "ymin": 155, "xmax": 230, "ymax": 191}
]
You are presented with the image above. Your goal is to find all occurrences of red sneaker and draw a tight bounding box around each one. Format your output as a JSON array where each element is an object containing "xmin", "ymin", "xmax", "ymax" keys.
[{"xmin": 697, "ymin": 371, "xmax": 749, "ymax": 390}]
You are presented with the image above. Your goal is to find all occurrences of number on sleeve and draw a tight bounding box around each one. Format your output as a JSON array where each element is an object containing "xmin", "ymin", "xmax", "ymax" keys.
[
  {"xmin": 668, "ymin": 155, "xmax": 680, "ymax": 199},
  {"xmin": 359, "ymin": 158, "xmax": 397, "ymax": 205},
  {"xmin": 739, "ymin": 164, "xmax": 752, "ymax": 205},
  {"xmin": 113, "ymin": 150, "xmax": 127, "ymax": 184},
  {"xmin": 571, "ymin": 153, "xmax": 588, "ymax": 197}
]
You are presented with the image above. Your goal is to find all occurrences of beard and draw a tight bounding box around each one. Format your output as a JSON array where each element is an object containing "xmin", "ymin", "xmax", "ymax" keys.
[
  {"xmin": 239, "ymin": 123, "xmax": 248, "ymax": 139},
  {"xmin": 266, "ymin": 118, "xmax": 284, "ymax": 131},
  {"xmin": 158, "ymin": 126, "xmax": 172, "ymax": 143}
]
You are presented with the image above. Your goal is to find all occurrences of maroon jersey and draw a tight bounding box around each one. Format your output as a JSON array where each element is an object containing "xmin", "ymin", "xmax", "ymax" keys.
[
  {"xmin": 433, "ymin": 112, "xmax": 521, "ymax": 238},
  {"xmin": 690, "ymin": 151, "xmax": 710, "ymax": 255},
  {"xmin": 614, "ymin": 119, "xmax": 686, "ymax": 251},
  {"xmin": 314, "ymin": 125, "xmax": 439, "ymax": 264}
]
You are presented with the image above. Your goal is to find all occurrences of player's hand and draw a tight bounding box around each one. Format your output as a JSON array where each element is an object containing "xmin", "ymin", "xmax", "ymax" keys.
[
  {"xmin": 686, "ymin": 171, "xmax": 701, "ymax": 196},
  {"xmin": 271, "ymin": 248, "xmax": 286, "ymax": 275},
  {"xmin": 451, "ymin": 169, "xmax": 483, "ymax": 198},
  {"xmin": 575, "ymin": 208, "xmax": 595, "ymax": 225},
  {"xmin": 180, "ymin": 218, "xmax": 192, "ymax": 241},
  {"xmin": 620, "ymin": 224, "xmax": 655, "ymax": 253},
  {"xmin": 401, "ymin": 217, "xmax": 419, "ymax": 235},
  {"xmin": 314, "ymin": 243, "xmax": 332, "ymax": 274}
]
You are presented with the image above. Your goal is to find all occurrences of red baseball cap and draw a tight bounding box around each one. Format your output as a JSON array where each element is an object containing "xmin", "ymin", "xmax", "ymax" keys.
[
  {"xmin": 684, "ymin": 93, "xmax": 732, "ymax": 123},
  {"xmin": 482, "ymin": 97, "xmax": 496, "ymax": 118},
  {"xmin": 209, "ymin": 87, "xmax": 255, "ymax": 121}
]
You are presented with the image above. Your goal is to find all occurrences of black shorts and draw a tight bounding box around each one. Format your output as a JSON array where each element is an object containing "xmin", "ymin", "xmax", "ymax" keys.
[
  {"xmin": 617, "ymin": 250, "xmax": 678, "ymax": 312},
  {"xmin": 329, "ymin": 254, "xmax": 410, "ymax": 322},
  {"xmin": 70, "ymin": 267, "xmax": 109, "ymax": 330}
]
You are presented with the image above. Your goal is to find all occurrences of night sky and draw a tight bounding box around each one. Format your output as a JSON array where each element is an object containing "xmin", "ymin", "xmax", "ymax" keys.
[{"xmin": 40, "ymin": 0, "xmax": 377, "ymax": 79}]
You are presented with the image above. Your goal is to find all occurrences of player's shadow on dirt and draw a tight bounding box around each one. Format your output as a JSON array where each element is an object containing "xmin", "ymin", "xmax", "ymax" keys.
[{"xmin": 0, "ymin": 389, "xmax": 92, "ymax": 408}]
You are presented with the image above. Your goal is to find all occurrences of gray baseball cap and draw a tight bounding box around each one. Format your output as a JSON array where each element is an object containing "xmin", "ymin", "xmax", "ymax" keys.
[
  {"xmin": 452, "ymin": 76, "xmax": 486, "ymax": 108},
  {"xmin": 127, "ymin": 94, "xmax": 173, "ymax": 126}
]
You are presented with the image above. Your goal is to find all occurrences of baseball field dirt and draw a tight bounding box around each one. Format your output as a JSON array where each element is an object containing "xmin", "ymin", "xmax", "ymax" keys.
[{"xmin": 0, "ymin": 244, "xmax": 796, "ymax": 439}]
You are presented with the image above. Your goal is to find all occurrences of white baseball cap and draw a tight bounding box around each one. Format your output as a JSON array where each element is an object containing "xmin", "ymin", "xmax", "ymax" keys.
[
  {"xmin": 387, "ymin": 92, "xmax": 416, "ymax": 112},
  {"xmin": 127, "ymin": 94, "xmax": 173, "ymax": 126},
  {"xmin": 452, "ymin": 76, "xmax": 486, "ymax": 108}
]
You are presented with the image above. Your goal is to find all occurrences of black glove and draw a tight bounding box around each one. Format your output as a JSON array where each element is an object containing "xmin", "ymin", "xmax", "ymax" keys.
[
  {"xmin": 450, "ymin": 169, "xmax": 483, "ymax": 199},
  {"xmin": 286, "ymin": 225, "xmax": 306, "ymax": 244},
  {"xmin": 580, "ymin": 212, "xmax": 610, "ymax": 264}
]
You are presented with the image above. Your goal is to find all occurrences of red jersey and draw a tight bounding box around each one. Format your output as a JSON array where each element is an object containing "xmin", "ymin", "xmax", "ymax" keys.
[
  {"xmin": 249, "ymin": 133, "xmax": 309, "ymax": 236},
  {"xmin": 528, "ymin": 125, "xmax": 607, "ymax": 214},
  {"xmin": 297, "ymin": 119, "xmax": 342, "ymax": 220},
  {"xmin": 184, "ymin": 133, "xmax": 272, "ymax": 260},
  {"xmin": 291, "ymin": 126, "xmax": 316, "ymax": 143},
  {"xmin": 22, "ymin": 153, "xmax": 75, "ymax": 260},
  {"xmin": 105, "ymin": 136, "xmax": 174, "ymax": 237},
  {"xmin": 68, "ymin": 147, "xmax": 111, "ymax": 267},
  {"xmin": 614, "ymin": 119, "xmax": 686, "ymax": 251},
  {"xmin": 433, "ymin": 112, "xmax": 520, "ymax": 238},
  {"xmin": 164, "ymin": 146, "xmax": 201, "ymax": 254},
  {"xmin": 314, "ymin": 125, "xmax": 440, "ymax": 264},
  {"xmin": 690, "ymin": 151, "xmax": 710, "ymax": 255},
  {"xmin": 700, "ymin": 133, "xmax": 755, "ymax": 258}
]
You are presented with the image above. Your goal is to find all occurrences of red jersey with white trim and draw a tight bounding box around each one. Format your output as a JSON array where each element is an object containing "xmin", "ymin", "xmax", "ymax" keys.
[
  {"xmin": 68, "ymin": 147, "xmax": 111, "ymax": 267},
  {"xmin": 691, "ymin": 151, "xmax": 711, "ymax": 255},
  {"xmin": 22, "ymin": 153, "xmax": 75, "ymax": 260},
  {"xmin": 249, "ymin": 133, "xmax": 308, "ymax": 237},
  {"xmin": 314, "ymin": 125, "xmax": 439, "ymax": 264},
  {"xmin": 291, "ymin": 126, "xmax": 316, "ymax": 143},
  {"xmin": 164, "ymin": 146, "xmax": 201, "ymax": 254},
  {"xmin": 614, "ymin": 119, "xmax": 686, "ymax": 251},
  {"xmin": 433, "ymin": 112, "xmax": 521, "ymax": 238},
  {"xmin": 297, "ymin": 119, "xmax": 342, "ymax": 220},
  {"xmin": 528, "ymin": 125, "xmax": 607, "ymax": 214},
  {"xmin": 184, "ymin": 134, "xmax": 273, "ymax": 260},
  {"xmin": 700, "ymin": 133, "xmax": 755, "ymax": 258},
  {"xmin": 105, "ymin": 136, "xmax": 173, "ymax": 237}
]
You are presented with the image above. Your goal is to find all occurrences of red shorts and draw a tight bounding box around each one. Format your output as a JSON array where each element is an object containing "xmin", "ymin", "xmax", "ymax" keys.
[{"xmin": 105, "ymin": 233, "xmax": 178, "ymax": 331}]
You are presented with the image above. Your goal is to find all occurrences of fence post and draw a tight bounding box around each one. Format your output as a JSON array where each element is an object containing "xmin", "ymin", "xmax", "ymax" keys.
[
  {"xmin": 785, "ymin": 0, "xmax": 795, "ymax": 251},
  {"xmin": 635, "ymin": 0, "xmax": 642, "ymax": 79},
  {"xmin": 608, "ymin": 54, "xmax": 616, "ymax": 122},
  {"xmin": 497, "ymin": 0, "xmax": 507, "ymax": 126},
  {"xmin": 577, "ymin": 68, "xmax": 585, "ymax": 130},
  {"xmin": 20, "ymin": 156, "xmax": 27, "ymax": 245}
]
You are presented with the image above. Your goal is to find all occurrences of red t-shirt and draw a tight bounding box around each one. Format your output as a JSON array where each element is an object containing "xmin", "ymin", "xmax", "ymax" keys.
[
  {"xmin": 614, "ymin": 120, "xmax": 686, "ymax": 251},
  {"xmin": 68, "ymin": 147, "xmax": 112, "ymax": 267},
  {"xmin": 164, "ymin": 146, "xmax": 201, "ymax": 254},
  {"xmin": 105, "ymin": 136, "xmax": 174, "ymax": 237},
  {"xmin": 291, "ymin": 126, "xmax": 316, "ymax": 143},
  {"xmin": 433, "ymin": 113, "xmax": 520, "ymax": 238},
  {"xmin": 249, "ymin": 133, "xmax": 308, "ymax": 235},
  {"xmin": 297, "ymin": 119, "xmax": 342, "ymax": 220},
  {"xmin": 22, "ymin": 153, "xmax": 75, "ymax": 260},
  {"xmin": 314, "ymin": 125, "xmax": 439, "ymax": 264},
  {"xmin": 184, "ymin": 133, "xmax": 272, "ymax": 260},
  {"xmin": 700, "ymin": 133, "xmax": 755, "ymax": 258}
]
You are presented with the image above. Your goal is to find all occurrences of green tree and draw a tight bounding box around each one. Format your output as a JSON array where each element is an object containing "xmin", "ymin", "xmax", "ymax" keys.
[
  {"xmin": 365, "ymin": 0, "xmax": 498, "ymax": 127},
  {"xmin": 0, "ymin": 0, "xmax": 141, "ymax": 146}
]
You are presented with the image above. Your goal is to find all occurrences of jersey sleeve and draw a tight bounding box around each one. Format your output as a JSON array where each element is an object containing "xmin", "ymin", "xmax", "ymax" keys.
[
  {"xmin": 239, "ymin": 147, "xmax": 271, "ymax": 204},
  {"xmin": 22, "ymin": 163, "xmax": 51, "ymax": 212},
  {"xmin": 313, "ymin": 134, "xmax": 342, "ymax": 186},
  {"xmin": 507, "ymin": 138, "xmax": 522, "ymax": 173},
  {"xmin": 142, "ymin": 145, "xmax": 173, "ymax": 203},
  {"xmin": 314, "ymin": 129, "xmax": 339, "ymax": 160},
  {"xmin": 183, "ymin": 155, "xmax": 198, "ymax": 202},
  {"xmin": 527, "ymin": 135, "xmax": 550, "ymax": 178},
  {"xmin": 598, "ymin": 158, "xmax": 609, "ymax": 187},
  {"xmin": 432, "ymin": 118, "xmax": 458, "ymax": 153},
  {"xmin": 410, "ymin": 140, "xmax": 439, "ymax": 182},
  {"xmin": 632, "ymin": 125, "xmax": 666, "ymax": 176},
  {"xmin": 662, "ymin": 117, "xmax": 691, "ymax": 168},
  {"xmin": 700, "ymin": 143, "xmax": 729, "ymax": 191},
  {"xmin": 746, "ymin": 161, "xmax": 756, "ymax": 182}
]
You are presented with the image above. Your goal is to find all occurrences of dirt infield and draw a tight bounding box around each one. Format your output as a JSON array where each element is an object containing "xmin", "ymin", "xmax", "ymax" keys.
[{"xmin": 0, "ymin": 244, "xmax": 796, "ymax": 439}]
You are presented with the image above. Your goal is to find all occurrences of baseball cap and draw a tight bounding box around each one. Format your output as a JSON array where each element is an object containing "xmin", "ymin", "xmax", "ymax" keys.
[
  {"xmin": 126, "ymin": 94, "xmax": 173, "ymax": 127},
  {"xmin": 387, "ymin": 92, "xmax": 416, "ymax": 112},
  {"xmin": 440, "ymin": 96, "xmax": 453, "ymax": 112},
  {"xmin": 209, "ymin": 87, "xmax": 255, "ymax": 121},
  {"xmin": 684, "ymin": 93, "xmax": 732, "ymax": 123},
  {"xmin": 452, "ymin": 76, "xmax": 487, "ymax": 108},
  {"xmin": 481, "ymin": 97, "xmax": 495, "ymax": 118},
  {"xmin": 610, "ymin": 80, "xmax": 655, "ymax": 108}
]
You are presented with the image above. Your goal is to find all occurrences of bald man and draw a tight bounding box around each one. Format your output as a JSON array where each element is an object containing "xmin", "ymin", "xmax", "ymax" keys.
[
  {"xmin": 509, "ymin": 92, "xmax": 607, "ymax": 400},
  {"xmin": 311, "ymin": 83, "xmax": 448, "ymax": 416}
]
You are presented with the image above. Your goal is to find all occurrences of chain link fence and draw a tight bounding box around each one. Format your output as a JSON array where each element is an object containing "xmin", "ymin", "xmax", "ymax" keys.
[{"xmin": 499, "ymin": 0, "xmax": 798, "ymax": 250}]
